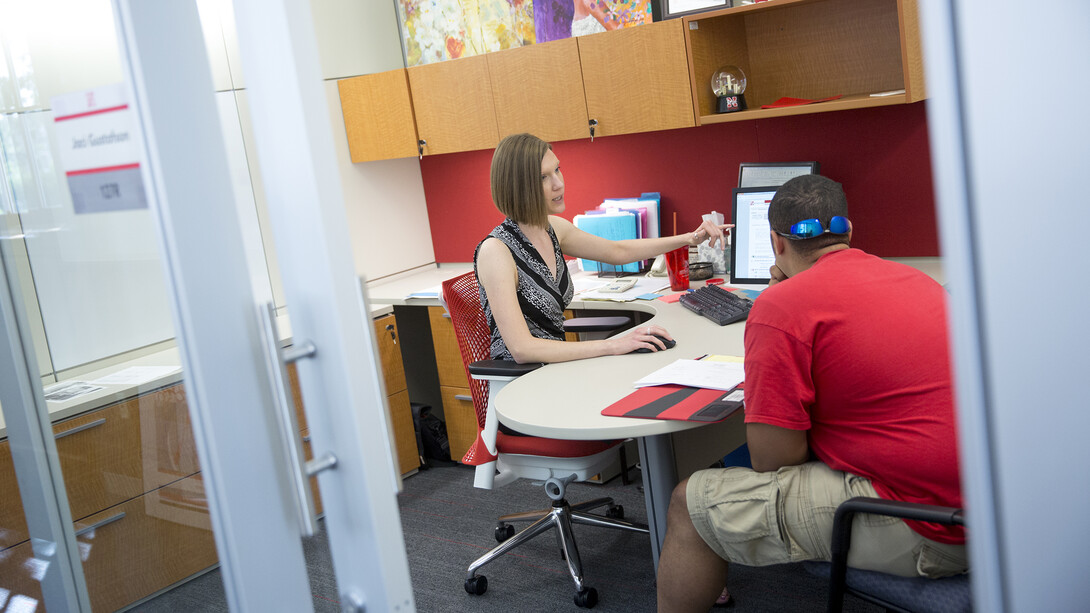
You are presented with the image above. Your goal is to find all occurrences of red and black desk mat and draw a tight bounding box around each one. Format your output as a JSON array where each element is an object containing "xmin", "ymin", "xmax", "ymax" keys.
[{"xmin": 601, "ymin": 383, "xmax": 744, "ymax": 423}]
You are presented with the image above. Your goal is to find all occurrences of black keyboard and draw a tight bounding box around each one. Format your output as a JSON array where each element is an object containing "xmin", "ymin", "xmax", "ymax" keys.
[{"xmin": 678, "ymin": 285, "xmax": 752, "ymax": 326}]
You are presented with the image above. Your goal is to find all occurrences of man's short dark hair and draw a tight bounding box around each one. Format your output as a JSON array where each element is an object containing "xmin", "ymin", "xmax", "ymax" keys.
[{"xmin": 768, "ymin": 174, "xmax": 850, "ymax": 255}]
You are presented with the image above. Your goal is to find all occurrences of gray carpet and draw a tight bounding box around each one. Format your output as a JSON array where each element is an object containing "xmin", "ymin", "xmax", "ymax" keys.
[{"xmin": 132, "ymin": 463, "xmax": 883, "ymax": 612}]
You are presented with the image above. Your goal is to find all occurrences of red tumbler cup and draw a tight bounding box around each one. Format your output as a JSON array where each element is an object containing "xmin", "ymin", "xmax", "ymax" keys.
[{"xmin": 665, "ymin": 246, "xmax": 690, "ymax": 291}]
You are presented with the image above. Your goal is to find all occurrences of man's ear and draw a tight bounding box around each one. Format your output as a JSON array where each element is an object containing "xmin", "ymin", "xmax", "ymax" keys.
[{"xmin": 770, "ymin": 231, "xmax": 787, "ymax": 255}]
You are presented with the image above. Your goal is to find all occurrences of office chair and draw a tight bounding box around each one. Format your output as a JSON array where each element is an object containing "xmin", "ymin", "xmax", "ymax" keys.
[
  {"xmin": 804, "ymin": 496, "xmax": 971, "ymax": 613},
  {"xmin": 441, "ymin": 271, "xmax": 649, "ymax": 609}
]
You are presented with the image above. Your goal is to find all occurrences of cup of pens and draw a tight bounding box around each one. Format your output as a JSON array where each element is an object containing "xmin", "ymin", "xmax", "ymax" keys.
[{"xmin": 665, "ymin": 246, "xmax": 690, "ymax": 291}]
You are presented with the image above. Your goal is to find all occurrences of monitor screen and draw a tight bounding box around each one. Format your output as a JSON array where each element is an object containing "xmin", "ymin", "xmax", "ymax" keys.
[
  {"xmin": 730, "ymin": 187, "xmax": 778, "ymax": 285},
  {"xmin": 738, "ymin": 162, "xmax": 820, "ymax": 188}
]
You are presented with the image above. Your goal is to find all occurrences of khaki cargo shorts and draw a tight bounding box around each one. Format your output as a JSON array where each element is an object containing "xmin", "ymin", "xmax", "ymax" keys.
[{"xmin": 686, "ymin": 462, "xmax": 967, "ymax": 578}]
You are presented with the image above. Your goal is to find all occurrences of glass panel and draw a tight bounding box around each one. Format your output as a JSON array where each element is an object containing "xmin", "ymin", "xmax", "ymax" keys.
[{"xmin": 0, "ymin": 1, "xmax": 280, "ymax": 609}]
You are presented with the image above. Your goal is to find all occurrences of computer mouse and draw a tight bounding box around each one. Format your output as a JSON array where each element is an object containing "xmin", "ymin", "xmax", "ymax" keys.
[{"xmin": 632, "ymin": 334, "xmax": 677, "ymax": 353}]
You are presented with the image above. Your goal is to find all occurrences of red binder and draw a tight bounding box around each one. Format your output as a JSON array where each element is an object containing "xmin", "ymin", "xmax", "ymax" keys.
[{"xmin": 601, "ymin": 384, "xmax": 744, "ymax": 423}]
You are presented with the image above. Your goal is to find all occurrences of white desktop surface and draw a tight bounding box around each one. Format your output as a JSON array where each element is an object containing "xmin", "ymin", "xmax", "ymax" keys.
[{"xmin": 497, "ymin": 256, "xmax": 943, "ymax": 439}]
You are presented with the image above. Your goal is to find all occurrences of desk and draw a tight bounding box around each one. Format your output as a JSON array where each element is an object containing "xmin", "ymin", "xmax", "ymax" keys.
[
  {"xmin": 494, "ymin": 258, "xmax": 946, "ymax": 568},
  {"xmin": 494, "ymin": 293, "xmax": 748, "ymax": 568}
]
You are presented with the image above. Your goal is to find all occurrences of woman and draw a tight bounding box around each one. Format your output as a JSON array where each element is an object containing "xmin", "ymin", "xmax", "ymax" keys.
[{"xmin": 474, "ymin": 133, "xmax": 731, "ymax": 364}]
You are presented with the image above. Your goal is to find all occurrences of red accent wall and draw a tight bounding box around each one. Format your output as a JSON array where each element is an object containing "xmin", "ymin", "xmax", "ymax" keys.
[{"xmin": 421, "ymin": 102, "xmax": 937, "ymax": 262}]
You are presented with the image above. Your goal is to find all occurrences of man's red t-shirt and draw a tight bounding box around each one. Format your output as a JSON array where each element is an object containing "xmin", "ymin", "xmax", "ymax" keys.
[{"xmin": 743, "ymin": 249, "xmax": 964, "ymax": 544}]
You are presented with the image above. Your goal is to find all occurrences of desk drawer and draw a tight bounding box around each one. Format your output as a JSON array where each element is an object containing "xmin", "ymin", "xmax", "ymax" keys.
[
  {"xmin": 54, "ymin": 400, "xmax": 145, "ymax": 521},
  {"xmin": 429, "ymin": 306, "xmax": 470, "ymax": 388},
  {"xmin": 0, "ymin": 539, "xmax": 40, "ymax": 604},
  {"xmin": 79, "ymin": 473, "xmax": 217, "ymax": 612},
  {"xmin": 0, "ymin": 439, "xmax": 29, "ymax": 550},
  {"xmin": 441, "ymin": 385, "xmax": 478, "ymax": 462}
]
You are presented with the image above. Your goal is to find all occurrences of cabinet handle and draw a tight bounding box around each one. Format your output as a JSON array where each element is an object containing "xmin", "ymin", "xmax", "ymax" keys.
[
  {"xmin": 385, "ymin": 323, "xmax": 397, "ymax": 344},
  {"xmin": 454, "ymin": 394, "xmax": 472, "ymax": 402},
  {"xmin": 258, "ymin": 302, "xmax": 334, "ymax": 537},
  {"xmin": 441, "ymin": 312, "xmax": 450, "ymax": 319},
  {"xmin": 75, "ymin": 512, "xmax": 125, "ymax": 537},
  {"xmin": 417, "ymin": 139, "xmax": 426, "ymax": 159},
  {"xmin": 54, "ymin": 418, "xmax": 106, "ymax": 440},
  {"xmin": 589, "ymin": 118, "xmax": 598, "ymax": 142}
]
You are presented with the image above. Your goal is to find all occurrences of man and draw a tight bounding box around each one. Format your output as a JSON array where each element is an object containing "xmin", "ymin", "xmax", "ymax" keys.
[{"xmin": 656, "ymin": 175, "xmax": 967, "ymax": 612}]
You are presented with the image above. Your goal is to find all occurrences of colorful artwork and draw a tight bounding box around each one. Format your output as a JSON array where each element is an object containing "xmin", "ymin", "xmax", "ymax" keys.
[
  {"xmin": 396, "ymin": 0, "xmax": 652, "ymax": 67},
  {"xmin": 536, "ymin": 0, "xmax": 653, "ymax": 44},
  {"xmin": 397, "ymin": 0, "xmax": 535, "ymax": 67}
]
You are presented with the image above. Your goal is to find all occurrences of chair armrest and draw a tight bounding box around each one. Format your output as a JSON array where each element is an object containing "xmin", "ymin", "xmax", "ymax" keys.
[
  {"xmin": 467, "ymin": 360, "xmax": 544, "ymax": 377},
  {"xmin": 562, "ymin": 316, "xmax": 631, "ymax": 333},
  {"xmin": 828, "ymin": 497, "xmax": 964, "ymax": 613}
]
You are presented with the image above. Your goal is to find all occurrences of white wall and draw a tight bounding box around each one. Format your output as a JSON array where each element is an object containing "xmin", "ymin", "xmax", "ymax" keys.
[{"xmin": 0, "ymin": 0, "xmax": 434, "ymax": 376}]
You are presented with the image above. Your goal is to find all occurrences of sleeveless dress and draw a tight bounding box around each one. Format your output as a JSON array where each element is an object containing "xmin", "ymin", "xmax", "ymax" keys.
[{"xmin": 473, "ymin": 218, "xmax": 574, "ymax": 361}]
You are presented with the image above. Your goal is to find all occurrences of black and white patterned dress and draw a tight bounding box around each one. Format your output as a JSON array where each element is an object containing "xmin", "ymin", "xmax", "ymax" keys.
[{"xmin": 474, "ymin": 218, "xmax": 574, "ymax": 361}]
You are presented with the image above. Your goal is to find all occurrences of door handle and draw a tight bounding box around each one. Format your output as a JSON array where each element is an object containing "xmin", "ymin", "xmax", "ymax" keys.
[{"xmin": 258, "ymin": 302, "xmax": 337, "ymax": 537}]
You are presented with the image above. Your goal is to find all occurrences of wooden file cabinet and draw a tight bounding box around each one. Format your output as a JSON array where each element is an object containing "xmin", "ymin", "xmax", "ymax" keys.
[
  {"xmin": 428, "ymin": 305, "xmax": 477, "ymax": 462},
  {"xmin": 0, "ymin": 312, "xmax": 416, "ymax": 610}
]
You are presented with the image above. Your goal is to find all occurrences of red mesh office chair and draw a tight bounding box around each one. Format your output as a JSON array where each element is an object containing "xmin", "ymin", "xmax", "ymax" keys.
[{"xmin": 441, "ymin": 271, "xmax": 648, "ymax": 609}]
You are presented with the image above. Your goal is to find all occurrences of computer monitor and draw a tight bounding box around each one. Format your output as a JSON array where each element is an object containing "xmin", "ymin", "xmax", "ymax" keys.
[
  {"xmin": 730, "ymin": 186, "xmax": 778, "ymax": 285},
  {"xmin": 737, "ymin": 162, "xmax": 820, "ymax": 188}
]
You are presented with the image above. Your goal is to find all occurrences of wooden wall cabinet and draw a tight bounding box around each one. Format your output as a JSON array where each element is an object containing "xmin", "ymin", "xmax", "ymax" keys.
[
  {"xmin": 339, "ymin": 1, "xmax": 922, "ymax": 160},
  {"xmin": 684, "ymin": 0, "xmax": 924, "ymax": 125},
  {"xmin": 407, "ymin": 55, "xmax": 500, "ymax": 156},
  {"xmin": 338, "ymin": 69, "xmax": 420, "ymax": 162},
  {"xmin": 487, "ymin": 37, "xmax": 591, "ymax": 143},
  {"xmin": 578, "ymin": 19, "xmax": 696, "ymax": 137}
]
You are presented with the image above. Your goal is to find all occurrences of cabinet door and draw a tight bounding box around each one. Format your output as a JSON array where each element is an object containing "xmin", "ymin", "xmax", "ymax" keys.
[
  {"xmin": 338, "ymin": 69, "xmax": 420, "ymax": 162},
  {"xmin": 386, "ymin": 390, "xmax": 420, "ymax": 475},
  {"xmin": 487, "ymin": 37, "xmax": 590, "ymax": 142},
  {"xmin": 440, "ymin": 386, "xmax": 478, "ymax": 463},
  {"xmin": 578, "ymin": 19, "xmax": 695, "ymax": 137},
  {"xmin": 428, "ymin": 306, "xmax": 469, "ymax": 388},
  {"xmin": 407, "ymin": 55, "xmax": 500, "ymax": 155},
  {"xmin": 373, "ymin": 313, "xmax": 407, "ymax": 395},
  {"xmin": 0, "ymin": 440, "xmax": 29, "ymax": 550}
]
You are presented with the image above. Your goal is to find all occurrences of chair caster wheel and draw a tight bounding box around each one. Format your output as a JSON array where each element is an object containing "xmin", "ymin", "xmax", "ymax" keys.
[
  {"xmin": 606, "ymin": 505, "xmax": 624, "ymax": 519},
  {"xmin": 574, "ymin": 586, "xmax": 598, "ymax": 608},
  {"xmin": 495, "ymin": 523, "xmax": 515, "ymax": 542},
  {"xmin": 465, "ymin": 575, "xmax": 487, "ymax": 595}
]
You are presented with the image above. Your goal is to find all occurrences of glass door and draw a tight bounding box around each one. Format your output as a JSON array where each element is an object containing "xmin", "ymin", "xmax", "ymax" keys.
[{"xmin": 0, "ymin": 0, "xmax": 412, "ymax": 610}]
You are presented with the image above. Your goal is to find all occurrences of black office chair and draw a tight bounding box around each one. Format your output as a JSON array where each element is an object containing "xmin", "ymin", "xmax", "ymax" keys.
[
  {"xmin": 442, "ymin": 271, "xmax": 648, "ymax": 609},
  {"xmin": 804, "ymin": 496, "xmax": 971, "ymax": 613}
]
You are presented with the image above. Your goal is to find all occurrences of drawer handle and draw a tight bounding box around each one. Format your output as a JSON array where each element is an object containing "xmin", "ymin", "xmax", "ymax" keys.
[
  {"xmin": 454, "ymin": 394, "xmax": 472, "ymax": 402},
  {"xmin": 75, "ymin": 512, "xmax": 126, "ymax": 537},
  {"xmin": 55, "ymin": 418, "xmax": 107, "ymax": 440},
  {"xmin": 441, "ymin": 312, "xmax": 450, "ymax": 319}
]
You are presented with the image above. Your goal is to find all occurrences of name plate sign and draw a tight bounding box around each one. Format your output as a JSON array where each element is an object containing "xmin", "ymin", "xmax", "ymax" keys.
[{"xmin": 52, "ymin": 83, "xmax": 147, "ymax": 214}]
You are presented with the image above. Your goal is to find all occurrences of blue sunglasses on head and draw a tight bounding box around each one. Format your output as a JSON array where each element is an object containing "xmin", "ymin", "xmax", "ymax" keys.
[{"xmin": 776, "ymin": 216, "xmax": 850, "ymax": 240}]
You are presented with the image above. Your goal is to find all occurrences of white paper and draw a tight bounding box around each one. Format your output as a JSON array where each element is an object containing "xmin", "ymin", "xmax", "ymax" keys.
[
  {"xmin": 405, "ymin": 283, "xmax": 442, "ymax": 299},
  {"xmin": 633, "ymin": 358, "xmax": 744, "ymax": 391},
  {"xmin": 44, "ymin": 381, "xmax": 104, "ymax": 402},
  {"xmin": 579, "ymin": 276, "xmax": 669, "ymax": 301},
  {"xmin": 90, "ymin": 365, "xmax": 181, "ymax": 386}
]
